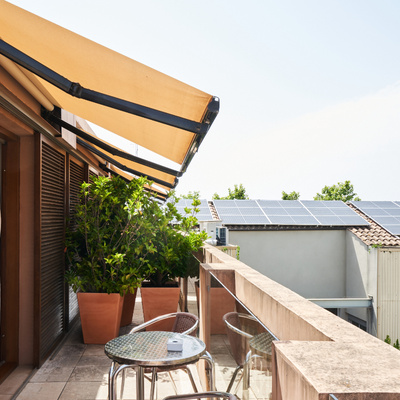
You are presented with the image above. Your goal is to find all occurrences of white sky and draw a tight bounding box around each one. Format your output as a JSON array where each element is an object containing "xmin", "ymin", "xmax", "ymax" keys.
[{"xmin": 9, "ymin": 0, "xmax": 400, "ymax": 200}]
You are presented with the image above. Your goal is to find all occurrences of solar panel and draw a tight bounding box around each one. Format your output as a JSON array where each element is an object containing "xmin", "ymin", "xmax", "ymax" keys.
[
  {"xmin": 291, "ymin": 215, "xmax": 319, "ymax": 225},
  {"xmin": 306, "ymin": 207, "xmax": 335, "ymax": 216},
  {"xmin": 213, "ymin": 199, "xmax": 369, "ymax": 227},
  {"xmin": 175, "ymin": 199, "xmax": 213, "ymax": 221},
  {"xmin": 386, "ymin": 225, "xmax": 400, "ymax": 235},
  {"xmin": 244, "ymin": 216, "xmax": 270, "ymax": 224},
  {"xmin": 268, "ymin": 215, "xmax": 295, "ymax": 224},
  {"xmin": 315, "ymin": 216, "xmax": 344, "ymax": 225},
  {"xmin": 350, "ymin": 201, "xmax": 400, "ymax": 236}
]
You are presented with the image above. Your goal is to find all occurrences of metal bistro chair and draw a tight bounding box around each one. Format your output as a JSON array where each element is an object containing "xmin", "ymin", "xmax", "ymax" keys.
[
  {"xmin": 120, "ymin": 312, "xmax": 199, "ymax": 400},
  {"xmin": 223, "ymin": 312, "xmax": 264, "ymax": 394}
]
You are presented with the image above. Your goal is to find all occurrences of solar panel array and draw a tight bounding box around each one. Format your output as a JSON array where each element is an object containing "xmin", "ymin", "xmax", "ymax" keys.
[
  {"xmin": 175, "ymin": 199, "xmax": 214, "ymax": 221},
  {"xmin": 213, "ymin": 200, "xmax": 369, "ymax": 227},
  {"xmin": 350, "ymin": 201, "xmax": 400, "ymax": 235}
]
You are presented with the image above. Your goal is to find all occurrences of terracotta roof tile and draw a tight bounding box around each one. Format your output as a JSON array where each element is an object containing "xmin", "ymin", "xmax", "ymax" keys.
[{"xmin": 347, "ymin": 203, "xmax": 400, "ymax": 246}]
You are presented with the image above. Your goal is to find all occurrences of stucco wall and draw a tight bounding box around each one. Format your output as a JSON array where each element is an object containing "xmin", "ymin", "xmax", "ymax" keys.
[{"xmin": 229, "ymin": 229, "xmax": 346, "ymax": 298}]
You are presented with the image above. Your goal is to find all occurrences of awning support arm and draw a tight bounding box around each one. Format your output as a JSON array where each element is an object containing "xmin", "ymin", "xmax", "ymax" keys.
[
  {"xmin": 77, "ymin": 138, "xmax": 177, "ymax": 189},
  {"xmin": 0, "ymin": 39, "xmax": 212, "ymax": 135},
  {"xmin": 44, "ymin": 110, "xmax": 182, "ymax": 177}
]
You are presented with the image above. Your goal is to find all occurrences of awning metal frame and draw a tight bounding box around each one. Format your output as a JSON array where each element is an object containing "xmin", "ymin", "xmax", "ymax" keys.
[
  {"xmin": 44, "ymin": 110, "xmax": 182, "ymax": 178},
  {"xmin": 0, "ymin": 39, "xmax": 219, "ymax": 137},
  {"xmin": 77, "ymin": 138, "xmax": 177, "ymax": 189}
]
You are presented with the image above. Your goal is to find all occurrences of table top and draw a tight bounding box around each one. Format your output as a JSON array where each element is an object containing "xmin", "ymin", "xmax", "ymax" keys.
[
  {"xmin": 249, "ymin": 331, "xmax": 275, "ymax": 357},
  {"xmin": 105, "ymin": 331, "xmax": 206, "ymax": 367}
]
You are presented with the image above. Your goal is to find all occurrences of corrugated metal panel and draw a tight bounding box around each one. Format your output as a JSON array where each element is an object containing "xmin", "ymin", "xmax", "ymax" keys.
[{"xmin": 377, "ymin": 248, "xmax": 400, "ymax": 341}]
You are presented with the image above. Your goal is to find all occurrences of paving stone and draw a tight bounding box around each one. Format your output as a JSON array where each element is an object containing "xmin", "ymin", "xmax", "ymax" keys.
[{"xmin": 17, "ymin": 382, "xmax": 66, "ymax": 400}]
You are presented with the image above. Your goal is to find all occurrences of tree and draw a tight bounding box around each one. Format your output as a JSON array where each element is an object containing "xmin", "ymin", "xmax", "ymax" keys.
[
  {"xmin": 180, "ymin": 191, "xmax": 200, "ymax": 200},
  {"xmin": 314, "ymin": 180, "xmax": 361, "ymax": 202},
  {"xmin": 213, "ymin": 184, "xmax": 249, "ymax": 200},
  {"xmin": 282, "ymin": 191, "xmax": 300, "ymax": 200}
]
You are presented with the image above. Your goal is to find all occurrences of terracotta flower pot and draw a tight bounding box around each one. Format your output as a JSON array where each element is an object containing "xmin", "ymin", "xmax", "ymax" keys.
[
  {"xmin": 140, "ymin": 286, "xmax": 180, "ymax": 331},
  {"xmin": 77, "ymin": 292, "xmax": 123, "ymax": 344},
  {"xmin": 120, "ymin": 290, "xmax": 138, "ymax": 326}
]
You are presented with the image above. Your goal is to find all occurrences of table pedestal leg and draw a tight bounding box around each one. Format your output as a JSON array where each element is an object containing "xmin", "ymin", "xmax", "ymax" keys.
[{"xmin": 136, "ymin": 366, "xmax": 145, "ymax": 400}]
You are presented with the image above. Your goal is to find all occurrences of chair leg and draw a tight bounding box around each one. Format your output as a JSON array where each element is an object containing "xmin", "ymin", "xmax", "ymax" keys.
[
  {"xmin": 226, "ymin": 365, "xmax": 243, "ymax": 393},
  {"xmin": 168, "ymin": 371, "xmax": 179, "ymax": 394},
  {"xmin": 182, "ymin": 366, "xmax": 198, "ymax": 393}
]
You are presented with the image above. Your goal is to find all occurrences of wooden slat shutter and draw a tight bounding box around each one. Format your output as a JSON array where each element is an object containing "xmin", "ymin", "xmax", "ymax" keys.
[
  {"xmin": 38, "ymin": 140, "xmax": 66, "ymax": 363},
  {"xmin": 67, "ymin": 159, "xmax": 84, "ymax": 325}
]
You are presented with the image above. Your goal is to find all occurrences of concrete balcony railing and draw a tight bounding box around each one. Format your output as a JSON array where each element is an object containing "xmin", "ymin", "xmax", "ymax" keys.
[{"xmin": 197, "ymin": 244, "xmax": 400, "ymax": 400}]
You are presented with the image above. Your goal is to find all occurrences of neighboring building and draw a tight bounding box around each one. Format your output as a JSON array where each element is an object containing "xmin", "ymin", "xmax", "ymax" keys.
[
  {"xmin": 0, "ymin": 2, "xmax": 218, "ymax": 382},
  {"xmin": 197, "ymin": 199, "xmax": 400, "ymax": 341}
]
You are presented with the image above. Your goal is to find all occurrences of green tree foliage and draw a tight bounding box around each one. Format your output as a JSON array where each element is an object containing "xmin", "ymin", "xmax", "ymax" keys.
[
  {"xmin": 213, "ymin": 184, "xmax": 249, "ymax": 200},
  {"xmin": 180, "ymin": 191, "xmax": 201, "ymax": 200},
  {"xmin": 314, "ymin": 180, "xmax": 361, "ymax": 202},
  {"xmin": 282, "ymin": 190, "xmax": 300, "ymax": 200}
]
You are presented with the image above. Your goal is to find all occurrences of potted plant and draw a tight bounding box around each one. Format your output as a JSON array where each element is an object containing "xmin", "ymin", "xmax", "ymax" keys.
[
  {"xmin": 141, "ymin": 194, "xmax": 208, "ymax": 330},
  {"xmin": 65, "ymin": 175, "xmax": 155, "ymax": 343}
]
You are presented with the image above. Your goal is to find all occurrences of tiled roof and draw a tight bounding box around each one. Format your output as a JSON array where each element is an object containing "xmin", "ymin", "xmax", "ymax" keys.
[{"xmin": 347, "ymin": 203, "xmax": 400, "ymax": 246}]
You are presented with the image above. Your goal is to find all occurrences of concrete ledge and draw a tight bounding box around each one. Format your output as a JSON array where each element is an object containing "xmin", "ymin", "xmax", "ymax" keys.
[{"xmin": 200, "ymin": 244, "xmax": 400, "ymax": 399}]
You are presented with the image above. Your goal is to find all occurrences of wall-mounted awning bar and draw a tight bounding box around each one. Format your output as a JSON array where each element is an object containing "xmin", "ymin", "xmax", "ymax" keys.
[
  {"xmin": 77, "ymin": 138, "xmax": 177, "ymax": 189},
  {"xmin": 45, "ymin": 111, "xmax": 182, "ymax": 178},
  {"xmin": 103, "ymin": 165, "xmax": 168, "ymax": 201}
]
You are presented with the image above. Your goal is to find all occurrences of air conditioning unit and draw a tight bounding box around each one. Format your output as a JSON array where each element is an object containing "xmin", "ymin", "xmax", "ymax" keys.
[{"xmin": 216, "ymin": 226, "xmax": 228, "ymax": 246}]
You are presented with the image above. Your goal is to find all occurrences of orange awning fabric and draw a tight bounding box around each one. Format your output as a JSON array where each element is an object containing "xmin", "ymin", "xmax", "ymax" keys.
[{"xmin": 0, "ymin": 1, "xmax": 219, "ymax": 170}]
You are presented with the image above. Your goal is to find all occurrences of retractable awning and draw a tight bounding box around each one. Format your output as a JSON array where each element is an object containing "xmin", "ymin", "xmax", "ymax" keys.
[{"xmin": 0, "ymin": 1, "xmax": 219, "ymax": 191}]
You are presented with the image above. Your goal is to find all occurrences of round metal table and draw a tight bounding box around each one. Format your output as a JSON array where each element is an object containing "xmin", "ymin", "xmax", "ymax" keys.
[{"xmin": 105, "ymin": 331, "xmax": 214, "ymax": 400}]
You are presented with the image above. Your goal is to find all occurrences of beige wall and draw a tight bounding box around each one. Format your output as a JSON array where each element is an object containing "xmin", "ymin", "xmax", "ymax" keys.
[{"xmin": 229, "ymin": 229, "xmax": 346, "ymax": 298}]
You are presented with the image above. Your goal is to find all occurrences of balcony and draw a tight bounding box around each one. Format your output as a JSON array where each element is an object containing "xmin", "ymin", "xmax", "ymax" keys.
[{"xmin": 2, "ymin": 244, "xmax": 400, "ymax": 400}]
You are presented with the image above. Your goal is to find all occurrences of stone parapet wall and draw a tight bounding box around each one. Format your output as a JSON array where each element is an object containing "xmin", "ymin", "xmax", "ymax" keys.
[{"xmin": 199, "ymin": 244, "xmax": 400, "ymax": 400}]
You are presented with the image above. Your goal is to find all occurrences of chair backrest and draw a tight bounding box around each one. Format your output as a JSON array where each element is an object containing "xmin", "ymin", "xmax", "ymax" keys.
[
  {"xmin": 172, "ymin": 312, "xmax": 199, "ymax": 336},
  {"xmin": 223, "ymin": 312, "xmax": 263, "ymax": 367}
]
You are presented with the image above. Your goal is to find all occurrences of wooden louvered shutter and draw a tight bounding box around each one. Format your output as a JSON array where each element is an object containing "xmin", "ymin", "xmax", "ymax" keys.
[
  {"xmin": 67, "ymin": 159, "xmax": 84, "ymax": 325},
  {"xmin": 38, "ymin": 140, "xmax": 66, "ymax": 363}
]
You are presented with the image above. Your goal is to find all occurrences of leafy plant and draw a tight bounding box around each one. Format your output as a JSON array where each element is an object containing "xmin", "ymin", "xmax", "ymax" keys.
[
  {"xmin": 65, "ymin": 175, "xmax": 156, "ymax": 295},
  {"xmin": 146, "ymin": 194, "xmax": 208, "ymax": 287}
]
